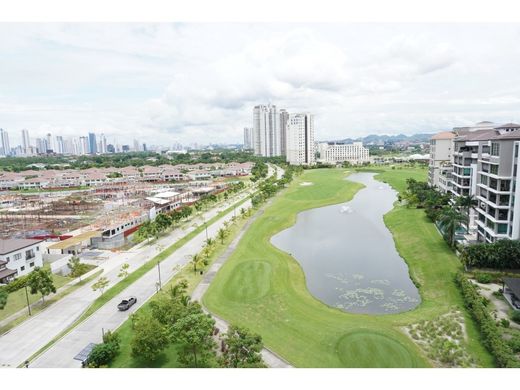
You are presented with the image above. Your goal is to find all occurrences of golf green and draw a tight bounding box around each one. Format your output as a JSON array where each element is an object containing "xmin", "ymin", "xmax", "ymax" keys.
[{"xmin": 336, "ymin": 330, "xmax": 419, "ymax": 368}]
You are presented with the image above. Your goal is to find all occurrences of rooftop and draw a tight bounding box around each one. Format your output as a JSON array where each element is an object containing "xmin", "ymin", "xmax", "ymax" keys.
[
  {"xmin": 431, "ymin": 131, "xmax": 456, "ymax": 140},
  {"xmin": 0, "ymin": 238, "xmax": 44, "ymax": 255},
  {"xmin": 47, "ymin": 231, "xmax": 101, "ymax": 250}
]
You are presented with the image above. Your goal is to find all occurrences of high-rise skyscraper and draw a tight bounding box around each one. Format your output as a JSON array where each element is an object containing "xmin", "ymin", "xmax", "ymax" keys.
[
  {"xmin": 286, "ymin": 113, "xmax": 315, "ymax": 166},
  {"xmin": 21, "ymin": 129, "xmax": 30, "ymax": 154},
  {"xmin": 88, "ymin": 132, "xmax": 97, "ymax": 154},
  {"xmin": 46, "ymin": 133, "xmax": 54, "ymax": 152},
  {"xmin": 243, "ymin": 127, "xmax": 254, "ymax": 150},
  {"xmin": 279, "ymin": 109, "xmax": 289, "ymax": 156},
  {"xmin": 253, "ymin": 104, "xmax": 282, "ymax": 157},
  {"xmin": 0, "ymin": 129, "xmax": 10, "ymax": 156},
  {"xmin": 55, "ymin": 136, "xmax": 64, "ymax": 154}
]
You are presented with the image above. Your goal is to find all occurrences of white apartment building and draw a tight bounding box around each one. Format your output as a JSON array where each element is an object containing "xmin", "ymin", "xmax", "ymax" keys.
[
  {"xmin": 280, "ymin": 109, "xmax": 289, "ymax": 156},
  {"xmin": 0, "ymin": 239, "xmax": 44, "ymax": 281},
  {"xmin": 317, "ymin": 142, "xmax": 369, "ymax": 165},
  {"xmin": 253, "ymin": 104, "xmax": 283, "ymax": 157},
  {"xmin": 243, "ymin": 127, "xmax": 254, "ymax": 150},
  {"xmin": 0, "ymin": 129, "xmax": 10, "ymax": 156},
  {"xmin": 428, "ymin": 131, "xmax": 455, "ymax": 191},
  {"xmin": 286, "ymin": 113, "xmax": 315, "ymax": 166}
]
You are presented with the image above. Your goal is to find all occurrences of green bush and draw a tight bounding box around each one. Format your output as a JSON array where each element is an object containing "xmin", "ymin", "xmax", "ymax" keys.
[
  {"xmin": 88, "ymin": 342, "xmax": 119, "ymax": 367},
  {"xmin": 5, "ymin": 274, "xmax": 30, "ymax": 293},
  {"xmin": 461, "ymin": 240, "xmax": 520, "ymax": 270},
  {"xmin": 475, "ymin": 273, "xmax": 493, "ymax": 284},
  {"xmin": 511, "ymin": 311, "xmax": 520, "ymax": 324},
  {"xmin": 499, "ymin": 319, "xmax": 510, "ymax": 328}
]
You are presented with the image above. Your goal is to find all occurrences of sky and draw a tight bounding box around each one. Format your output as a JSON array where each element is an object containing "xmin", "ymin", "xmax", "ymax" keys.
[{"xmin": 1, "ymin": 23, "xmax": 520, "ymax": 147}]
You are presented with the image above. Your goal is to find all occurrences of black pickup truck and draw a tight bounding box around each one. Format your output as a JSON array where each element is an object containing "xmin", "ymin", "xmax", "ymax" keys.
[{"xmin": 117, "ymin": 296, "xmax": 137, "ymax": 311}]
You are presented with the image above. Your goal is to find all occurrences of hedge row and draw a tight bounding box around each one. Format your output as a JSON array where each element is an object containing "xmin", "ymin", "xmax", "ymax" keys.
[
  {"xmin": 455, "ymin": 272, "xmax": 519, "ymax": 367},
  {"xmin": 460, "ymin": 239, "xmax": 520, "ymax": 270}
]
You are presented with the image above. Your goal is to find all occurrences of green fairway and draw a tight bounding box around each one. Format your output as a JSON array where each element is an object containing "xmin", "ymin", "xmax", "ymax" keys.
[{"xmin": 203, "ymin": 166, "xmax": 494, "ymax": 367}]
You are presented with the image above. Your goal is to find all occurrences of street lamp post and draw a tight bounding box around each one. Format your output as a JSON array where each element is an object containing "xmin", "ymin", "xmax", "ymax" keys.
[
  {"xmin": 24, "ymin": 285, "xmax": 31, "ymax": 316},
  {"xmin": 157, "ymin": 260, "xmax": 162, "ymax": 291}
]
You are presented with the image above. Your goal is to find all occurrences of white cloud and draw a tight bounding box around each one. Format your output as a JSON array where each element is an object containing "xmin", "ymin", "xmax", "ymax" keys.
[{"xmin": 1, "ymin": 23, "xmax": 520, "ymax": 145}]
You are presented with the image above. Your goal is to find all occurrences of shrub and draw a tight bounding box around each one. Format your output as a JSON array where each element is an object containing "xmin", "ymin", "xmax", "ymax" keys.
[
  {"xmin": 499, "ymin": 319, "xmax": 510, "ymax": 328},
  {"xmin": 475, "ymin": 273, "xmax": 493, "ymax": 284},
  {"xmin": 460, "ymin": 240, "xmax": 520, "ymax": 270},
  {"xmin": 88, "ymin": 342, "xmax": 119, "ymax": 367},
  {"xmin": 5, "ymin": 274, "xmax": 30, "ymax": 293},
  {"xmin": 511, "ymin": 311, "xmax": 520, "ymax": 324}
]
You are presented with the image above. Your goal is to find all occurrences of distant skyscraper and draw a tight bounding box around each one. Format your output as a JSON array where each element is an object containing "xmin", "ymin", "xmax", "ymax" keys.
[
  {"xmin": 252, "ymin": 104, "xmax": 282, "ymax": 157},
  {"xmin": 0, "ymin": 129, "xmax": 10, "ymax": 156},
  {"xmin": 21, "ymin": 129, "xmax": 30, "ymax": 154},
  {"xmin": 46, "ymin": 133, "xmax": 54, "ymax": 152},
  {"xmin": 55, "ymin": 136, "xmax": 64, "ymax": 154},
  {"xmin": 279, "ymin": 109, "xmax": 289, "ymax": 156},
  {"xmin": 243, "ymin": 127, "xmax": 254, "ymax": 150},
  {"xmin": 286, "ymin": 113, "xmax": 315, "ymax": 166},
  {"xmin": 35, "ymin": 137, "xmax": 47, "ymax": 154},
  {"xmin": 88, "ymin": 133, "xmax": 97, "ymax": 154},
  {"xmin": 133, "ymin": 139, "xmax": 140, "ymax": 152}
]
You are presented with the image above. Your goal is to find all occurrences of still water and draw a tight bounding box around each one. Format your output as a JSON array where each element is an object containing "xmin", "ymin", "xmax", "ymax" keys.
[{"xmin": 271, "ymin": 172, "xmax": 420, "ymax": 314}]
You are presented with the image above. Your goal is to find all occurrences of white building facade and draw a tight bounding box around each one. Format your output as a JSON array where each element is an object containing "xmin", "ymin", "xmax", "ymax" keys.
[
  {"xmin": 428, "ymin": 131, "xmax": 455, "ymax": 191},
  {"xmin": 0, "ymin": 239, "xmax": 44, "ymax": 280},
  {"xmin": 286, "ymin": 113, "xmax": 315, "ymax": 166},
  {"xmin": 253, "ymin": 104, "xmax": 282, "ymax": 157},
  {"xmin": 243, "ymin": 127, "xmax": 254, "ymax": 150},
  {"xmin": 317, "ymin": 142, "xmax": 369, "ymax": 165}
]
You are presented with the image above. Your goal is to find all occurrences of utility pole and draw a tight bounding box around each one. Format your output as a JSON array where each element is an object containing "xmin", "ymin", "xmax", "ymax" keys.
[{"xmin": 157, "ymin": 260, "xmax": 162, "ymax": 290}]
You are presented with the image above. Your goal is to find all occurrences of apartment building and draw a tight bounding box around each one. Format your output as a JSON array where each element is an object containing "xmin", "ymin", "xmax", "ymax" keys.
[
  {"xmin": 475, "ymin": 123, "xmax": 520, "ymax": 243},
  {"xmin": 451, "ymin": 129, "xmax": 497, "ymax": 232},
  {"xmin": 286, "ymin": 113, "xmax": 315, "ymax": 166},
  {"xmin": 253, "ymin": 104, "xmax": 283, "ymax": 157},
  {"xmin": 316, "ymin": 142, "xmax": 369, "ymax": 165},
  {"xmin": 428, "ymin": 131, "xmax": 455, "ymax": 191}
]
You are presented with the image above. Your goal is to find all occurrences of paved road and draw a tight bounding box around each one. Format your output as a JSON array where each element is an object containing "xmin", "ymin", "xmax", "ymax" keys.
[
  {"xmin": 0, "ymin": 189, "xmax": 253, "ymax": 368},
  {"xmin": 192, "ymin": 205, "xmax": 292, "ymax": 368},
  {"xmin": 30, "ymin": 198, "xmax": 252, "ymax": 368}
]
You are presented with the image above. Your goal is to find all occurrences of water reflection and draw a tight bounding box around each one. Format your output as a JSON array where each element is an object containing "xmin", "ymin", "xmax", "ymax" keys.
[{"xmin": 271, "ymin": 172, "xmax": 420, "ymax": 315}]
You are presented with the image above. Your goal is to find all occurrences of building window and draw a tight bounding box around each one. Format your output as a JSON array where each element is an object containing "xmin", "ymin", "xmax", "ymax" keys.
[
  {"xmin": 25, "ymin": 250, "xmax": 35, "ymax": 260},
  {"xmin": 14, "ymin": 253, "xmax": 22, "ymax": 260},
  {"xmin": 491, "ymin": 142, "xmax": 500, "ymax": 156},
  {"xmin": 490, "ymin": 165, "xmax": 498, "ymax": 175},
  {"xmin": 21, "ymin": 266, "xmax": 25, "ymax": 272},
  {"xmin": 30, "ymin": 262, "xmax": 35, "ymax": 267}
]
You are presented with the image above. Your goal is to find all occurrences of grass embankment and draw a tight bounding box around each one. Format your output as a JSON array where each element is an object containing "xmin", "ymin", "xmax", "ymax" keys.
[
  {"xmin": 202, "ymin": 167, "xmax": 494, "ymax": 367},
  {"xmin": 0, "ymin": 269, "xmax": 70, "ymax": 322},
  {"xmin": 25, "ymin": 196, "xmax": 249, "ymax": 365},
  {"xmin": 109, "ymin": 213, "xmax": 253, "ymax": 368}
]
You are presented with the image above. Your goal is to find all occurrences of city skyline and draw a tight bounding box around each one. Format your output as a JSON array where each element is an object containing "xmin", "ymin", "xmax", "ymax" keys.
[{"xmin": 2, "ymin": 23, "xmax": 520, "ymax": 147}]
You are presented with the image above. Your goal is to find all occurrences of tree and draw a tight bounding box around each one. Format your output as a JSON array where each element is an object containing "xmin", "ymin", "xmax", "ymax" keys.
[
  {"xmin": 172, "ymin": 312, "xmax": 216, "ymax": 367},
  {"xmin": 0, "ymin": 287, "xmax": 8, "ymax": 310},
  {"xmin": 88, "ymin": 332, "xmax": 120, "ymax": 368},
  {"xmin": 154, "ymin": 213, "xmax": 171, "ymax": 232},
  {"xmin": 131, "ymin": 313, "xmax": 170, "ymax": 362},
  {"xmin": 190, "ymin": 253, "xmax": 202, "ymax": 273},
  {"xmin": 92, "ymin": 276, "xmax": 109, "ymax": 296},
  {"xmin": 118, "ymin": 263, "xmax": 130, "ymax": 279},
  {"xmin": 456, "ymin": 195, "xmax": 477, "ymax": 227},
  {"xmin": 240, "ymin": 208, "xmax": 246, "ymax": 218},
  {"xmin": 219, "ymin": 325, "xmax": 266, "ymax": 368},
  {"xmin": 217, "ymin": 228, "xmax": 227, "ymax": 244},
  {"xmin": 27, "ymin": 267, "xmax": 56, "ymax": 304},
  {"xmin": 67, "ymin": 256, "xmax": 89, "ymax": 280},
  {"xmin": 438, "ymin": 206, "xmax": 467, "ymax": 248}
]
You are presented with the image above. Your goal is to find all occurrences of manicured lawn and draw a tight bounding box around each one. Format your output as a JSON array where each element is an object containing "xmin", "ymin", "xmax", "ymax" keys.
[{"xmin": 203, "ymin": 167, "xmax": 494, "ymax": 367}]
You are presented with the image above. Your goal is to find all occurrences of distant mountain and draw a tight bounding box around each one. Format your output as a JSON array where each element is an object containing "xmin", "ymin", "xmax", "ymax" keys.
[{"xmin": 326, "ymin": 133, "xmax": 435, "ymax": 145}]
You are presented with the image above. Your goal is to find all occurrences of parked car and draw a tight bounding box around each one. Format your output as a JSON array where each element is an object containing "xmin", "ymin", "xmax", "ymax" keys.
[{"xmin": 117, "ymin": 296, "xmax": 137, "ymax": 311}]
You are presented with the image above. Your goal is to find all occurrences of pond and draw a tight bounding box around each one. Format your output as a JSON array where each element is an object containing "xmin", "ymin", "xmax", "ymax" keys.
[{"xmin": 270, "ymin": 172, "xmax": 421, "ymax": 315}]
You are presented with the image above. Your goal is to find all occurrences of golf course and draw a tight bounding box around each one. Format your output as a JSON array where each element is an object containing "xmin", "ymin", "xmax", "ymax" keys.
[{"xmin": 203, "ymin": 166, "xmax": 494, "ymax": 367}]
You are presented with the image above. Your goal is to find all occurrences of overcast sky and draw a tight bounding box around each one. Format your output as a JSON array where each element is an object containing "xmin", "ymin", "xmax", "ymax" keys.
[{"xmin": 1, "ymin": 23, "xmax": 520, "ymax": 146}]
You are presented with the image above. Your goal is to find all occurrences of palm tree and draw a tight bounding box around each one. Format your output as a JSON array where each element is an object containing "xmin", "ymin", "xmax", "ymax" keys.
[
  {"xmin": 205, "ymin": 237, "xmax": 215, "ymax": 247},
  {"xmin": 217, "ymin": 228, "xmax": 227, "ymax": 244},
  {"xmin": 438, "ymin": 206, "xmax": 467, "ymax": 248},
  {"xmin": 456, "ymin": 195, "xmax": 477, "ymax": 229},
  {"xmin": 190, "ymin": 253, "xmax": 202, "ymax": 273}
]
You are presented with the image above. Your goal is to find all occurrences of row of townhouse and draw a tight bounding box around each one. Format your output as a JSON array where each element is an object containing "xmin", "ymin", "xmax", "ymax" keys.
[
  {"xmin": 0, "ymin": 162, "xmax": 254, "ymax": 190},
  {"xmin": 429, "ymin": 121, "xmax": 520, "ymax": 243}
]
